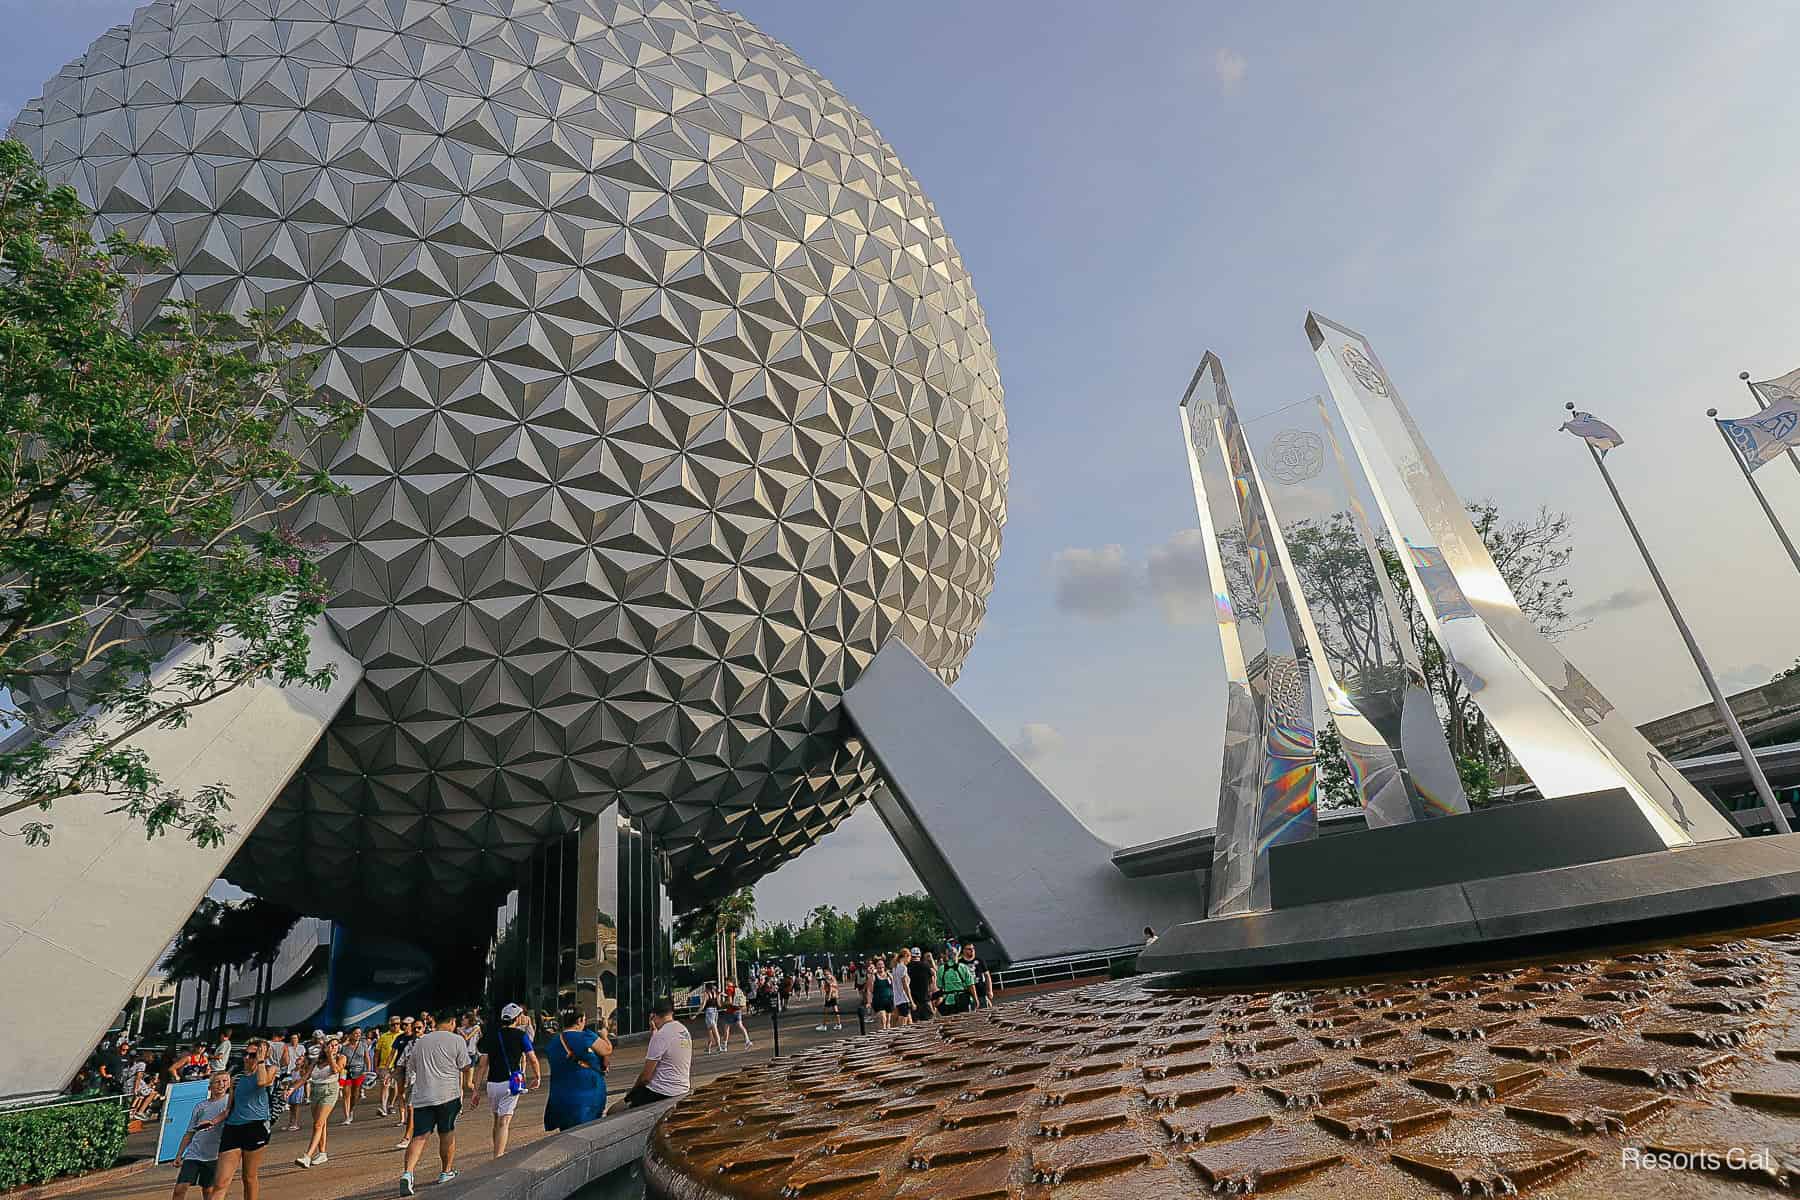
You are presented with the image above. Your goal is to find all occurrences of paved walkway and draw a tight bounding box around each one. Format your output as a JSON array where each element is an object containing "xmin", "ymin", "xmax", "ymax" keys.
[{"xmin": 80, "ymin": 981, "xmax": 1088, "ymax": 1200}]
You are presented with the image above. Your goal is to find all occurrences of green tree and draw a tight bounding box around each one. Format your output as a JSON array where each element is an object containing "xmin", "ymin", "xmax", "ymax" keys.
[
  {"xmin": 672, "ymin": 887, "xmax": 758, "ymax": 982},
  {"xmin": 852, "ymin": 892, "xmax": 948, "ymax": 951},
  {"xmin": 0, "ymin": 140, "xmax": 358, "ymax": 847},
  {"xmin": 1383, "ymin": 502, "xmax": 1581, "ymax": 796},
  {"xmin": 1312, "ymin": 723, "xmax": 1358, "ymax": 810},
  {"xmin": 1280, "ymin": 500, "xmax": 1583, "ymax": 807}
]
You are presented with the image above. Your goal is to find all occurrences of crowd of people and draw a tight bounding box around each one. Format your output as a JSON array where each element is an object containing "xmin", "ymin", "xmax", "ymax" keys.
[
  {"xmin": 697, "ymin": 941, "xmax": 996, "ymax": 1050},
  {"xmin": 90, "ymin": 997, "xmax": 694, "ymax": 1200},
  {"xmin": 82, "ymin": 943, "xmax": 994, "ymax": 1198}
]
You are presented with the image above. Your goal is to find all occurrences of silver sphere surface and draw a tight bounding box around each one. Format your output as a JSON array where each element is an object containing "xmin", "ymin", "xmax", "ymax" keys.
[{"xmin": 16, "ymin": 0, "xmax": 1007, "ymax": 923}]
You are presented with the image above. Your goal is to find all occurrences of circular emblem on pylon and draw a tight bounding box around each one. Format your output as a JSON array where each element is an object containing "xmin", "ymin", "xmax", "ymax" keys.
[
  {"xmin": 1267, "ymin": 429, "xmax": 1325, "ymax": 484},
  {"xmin": 1340, "ymin": 344, "xmax": 1389, "ymax": 396}
]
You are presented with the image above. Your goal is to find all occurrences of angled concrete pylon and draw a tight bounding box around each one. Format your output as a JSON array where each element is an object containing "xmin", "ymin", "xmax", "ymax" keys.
[
  {"xmin": 0, "ymin": 620, "xmax": 362, "ymax": 1098},
  {"xmin": 841, "ymin": 639, "xmax": 1199, "ymax": 963}
]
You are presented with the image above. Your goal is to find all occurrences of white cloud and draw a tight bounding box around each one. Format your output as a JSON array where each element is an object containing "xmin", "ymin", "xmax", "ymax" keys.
[
  {"xmin": 1213, "ymin": 48, "xmax": 1248, "ymax": 94},
  {"xmin": 1010, "ymin": 722, "xmax": 1064, "ymax": 761},
  {"xmin": 1146, "ymin": 529, "xmax": 1213, "ymax": 624},
  {"xmin": 1575, "ymin": 587, "xmax": 1653, "ymax": 618},
  {"xmin": 1052, "ymin": 544, "xmax": 1137, "ymax": 617}
]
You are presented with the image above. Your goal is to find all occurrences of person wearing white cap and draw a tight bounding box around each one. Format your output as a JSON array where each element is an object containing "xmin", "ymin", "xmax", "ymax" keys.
[{"xmin": 470, "ymin": 1003, "xmax": 539, "ymax": 1159}]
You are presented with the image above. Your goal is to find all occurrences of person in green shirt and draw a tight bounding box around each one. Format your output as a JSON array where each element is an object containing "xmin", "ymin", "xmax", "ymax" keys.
[{"xmin": 936, "ymin": 944, "xmax": 977, "ymax": 1015}]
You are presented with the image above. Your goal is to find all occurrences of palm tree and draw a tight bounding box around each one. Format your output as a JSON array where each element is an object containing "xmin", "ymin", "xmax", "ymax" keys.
[
  {"xmin": 714, "ymin": 888, "xmax": 756, "ymax": 988},
  {"xmin": 161, "ymin": 899, "xmax": 226, "ymax": 1038},
  {"xmin": 162, "ymin": 896, "xmax": 301, "ymax": 1035}
]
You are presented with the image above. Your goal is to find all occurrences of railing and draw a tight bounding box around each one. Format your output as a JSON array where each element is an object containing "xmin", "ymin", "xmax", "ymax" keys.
[
  {"xmin": 990, "ymin": 946, "xmax": 1141, "ymax": 991},
  {"xmin": 0, "ymin": 1090, "xmax": 129, "ymax": 1117}
]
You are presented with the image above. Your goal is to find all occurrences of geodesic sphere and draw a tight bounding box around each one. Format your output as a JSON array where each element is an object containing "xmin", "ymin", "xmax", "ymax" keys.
[{"xmin": 17, "ymin": 0, "xmax": 1006, "ymax": 924}]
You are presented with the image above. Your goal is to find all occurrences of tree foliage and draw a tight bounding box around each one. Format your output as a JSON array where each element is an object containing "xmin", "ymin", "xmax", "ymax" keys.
[
  {"xmin": 1382, "ymin": 502, "xmax": 1582, "ymax": 792},
  {"xmin": 0, "ymin": 140, "xmax": 358, "ymax": 846},
  {"xmin": 161, "ymin": 896, "xmax": 300, "ymax": 983},
  {"xmin": 1279, "ymin": 500, "xmax": 1583, "ymax": 807},
  {"xmin": 680, "ymin": 892, "xmax": 948, "ymax": 972}
]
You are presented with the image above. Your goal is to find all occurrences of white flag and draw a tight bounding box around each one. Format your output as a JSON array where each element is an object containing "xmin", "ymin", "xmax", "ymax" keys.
[
  {"xmin": 1560, "ymin": 411, "xmax": 1624, "ymax": 454},
  {"xmin": 1749, "ymin": 365, "xmax": 1800, "ymax": 408},
  {"xmin": 1717, "ymin": 396, "xmax": 1800, "ymax": 472}
]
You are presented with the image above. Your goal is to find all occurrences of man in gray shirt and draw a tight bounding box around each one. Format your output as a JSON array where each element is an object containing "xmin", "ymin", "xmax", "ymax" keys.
[{"xmin": 400, "ymin": 1013, "xmax": 473, "ymax": 1195}]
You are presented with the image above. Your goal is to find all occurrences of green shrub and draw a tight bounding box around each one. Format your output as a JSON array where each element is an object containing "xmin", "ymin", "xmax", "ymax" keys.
[{"xmin": 0, "ymin": 1101, "xmax": 128, "ymax": 1190}]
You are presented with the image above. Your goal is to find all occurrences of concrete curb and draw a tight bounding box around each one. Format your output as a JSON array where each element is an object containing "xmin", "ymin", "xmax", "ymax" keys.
[
  {"xmin": 436, "ymin": 1102, "xmax": 673, "ymax": 1200},
  {"xmin": 6, "ymin": 1157, "xmax": 156, "ymax": 1200}
]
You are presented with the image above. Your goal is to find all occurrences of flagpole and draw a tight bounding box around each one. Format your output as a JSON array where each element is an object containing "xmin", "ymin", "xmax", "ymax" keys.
[
  {"xmin": 1567, "ymin": 403, "xmax": 1793, "ymax": 835},
  {"xmin": 1740, "ymin": 371, "xmax": 1800, "ymax": 481},
  {"xmin": 1709, "ymin": 406, "xmax": 1800, "ymax": 579}
]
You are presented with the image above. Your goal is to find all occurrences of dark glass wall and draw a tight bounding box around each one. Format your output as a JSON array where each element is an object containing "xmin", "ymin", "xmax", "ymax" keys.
[{"xmin": 485, "ymin": 808, "xmax": 670, "ymax": 1035}]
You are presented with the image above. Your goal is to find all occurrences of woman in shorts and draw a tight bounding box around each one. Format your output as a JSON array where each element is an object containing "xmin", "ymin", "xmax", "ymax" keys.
[
  {"xmin": 296, "ymin": 1039, "xmax": 345, "ymax": 1168},
  {"xmin": 339, "ymin": 1029, "xmax": 372, "ymax": 1125},
  {"xmin": 212, "ymin": 1041, "xmax": 278, "ymax": 1200},
  {"xmin": 701, "ymin": 984, "xmax": 722, "ymax": 1054},
  {"xmin": 866, "ymin": 954, "xmax": 894, "ymax": 1030}
]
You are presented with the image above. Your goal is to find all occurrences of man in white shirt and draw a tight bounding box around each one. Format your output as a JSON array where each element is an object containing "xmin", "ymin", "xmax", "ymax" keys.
[
  {"xmin": 213, "ymin": 1027, "xmax": 234, "ymax": 1066},
  {"xmin": 618, "ymin": 997, "xmax": 690, "ymax": 1109},
  {"xmin": 399, "ymin": 1013, "xmax": 473, "ymax": 1196}
]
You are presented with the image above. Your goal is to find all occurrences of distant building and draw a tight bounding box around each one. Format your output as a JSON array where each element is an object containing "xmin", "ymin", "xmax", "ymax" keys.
[{"xmin": 1637, "ymin": 674, "xmax": 1800, "ymax": 832}]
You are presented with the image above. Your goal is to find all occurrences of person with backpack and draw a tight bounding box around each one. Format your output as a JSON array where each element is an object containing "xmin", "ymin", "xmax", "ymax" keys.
[
  {"xmin": 937, "ymin": 945, "xmax": 977, "ymax": 1014},
  {"xmin": 470, "ymin": 1003, "xmax": 539, "ymax": 1159},
  {"xmin": 719, "ymin": 980, "xmax": 752, "ymax": 1049}
]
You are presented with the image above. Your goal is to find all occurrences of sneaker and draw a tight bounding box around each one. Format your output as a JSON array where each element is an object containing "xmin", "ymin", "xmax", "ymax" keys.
[
  {"xmin": 343, "ymin": 1116, "xmax": 354, "ymax": 1126},
  {"xmin": 379, "ymin": 1106, "xmax": 390, "ymax": 1117},
  {"xmin": 395, "ymin": 1140, "xmax": 411, "ymax": 1151},
  {"xmin": 400, "ymin": 1171, "xmax": 415, "ymax": 1196},
  {"xmin": 313, "ymin": 1153, "xmax": 328, "ymax": 1164},
  {"xmin": 295, "ymin": 1155, "xmax": 313, "ymax": 1168},
  {"xmin": 814, "ymin": 1025, "xmax": 827, "ymax": 1031},
  {"xmin": 437, "ymin": 1172, "xmax": 458, "ymax": 1185}
]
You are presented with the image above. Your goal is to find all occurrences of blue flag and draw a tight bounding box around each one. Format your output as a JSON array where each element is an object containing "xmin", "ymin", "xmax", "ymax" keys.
[{"xmin": 1717, "ymin": 396, "xmax": 1800, "ymax": 473}]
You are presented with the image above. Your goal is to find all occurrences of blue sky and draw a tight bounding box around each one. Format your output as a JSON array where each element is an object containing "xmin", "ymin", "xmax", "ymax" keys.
[{"xmin": 8, "ymin": 2, "xmax": 1797, "ymax": 927}]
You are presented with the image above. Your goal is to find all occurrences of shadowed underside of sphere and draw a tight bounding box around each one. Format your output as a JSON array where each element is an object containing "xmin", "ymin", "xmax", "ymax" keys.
[{"xmin": 16, "ymin": 0, "xmax": 1006, "ymax": 927}]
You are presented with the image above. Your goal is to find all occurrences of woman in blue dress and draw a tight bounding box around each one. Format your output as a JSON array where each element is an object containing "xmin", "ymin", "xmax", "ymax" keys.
[{"xmin": 543, "ymin": 1008, "xmax": 613, "ymax": 1131}]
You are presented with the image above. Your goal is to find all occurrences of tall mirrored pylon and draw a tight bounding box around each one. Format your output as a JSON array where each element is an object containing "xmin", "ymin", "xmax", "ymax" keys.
[
  {"xmin": 1307, "ymin": 313, "xmax": 1739, "ymax": 846},
  {"xmin": 1179, "ymin": 353, "xmax": 1318, "ymax": 916},
  {"xmin": 1246, "ymin": 396, "xmax": 1470, "ymax": 825}
]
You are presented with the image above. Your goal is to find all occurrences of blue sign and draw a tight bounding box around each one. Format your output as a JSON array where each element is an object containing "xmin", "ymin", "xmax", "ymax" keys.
[{"xmin": 156, "ymin": 1080, "xmax": 213, "ymax": 1163}]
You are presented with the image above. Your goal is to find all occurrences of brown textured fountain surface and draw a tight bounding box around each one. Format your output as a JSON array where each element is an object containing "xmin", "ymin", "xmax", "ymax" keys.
[{"xmin": 645, "ymin": 924, "xmax": 1800, "ymax": 1197}]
